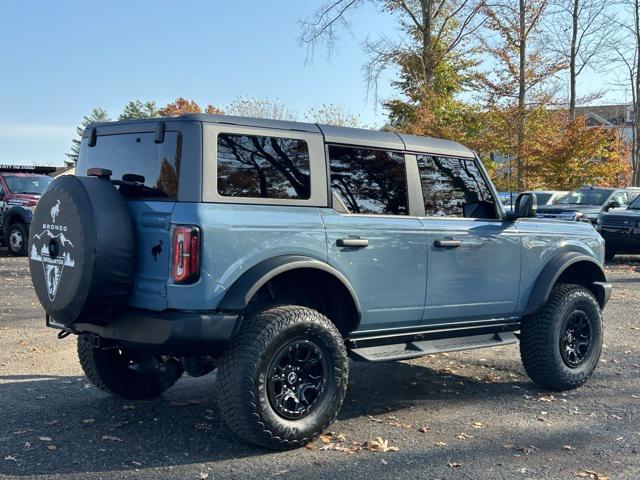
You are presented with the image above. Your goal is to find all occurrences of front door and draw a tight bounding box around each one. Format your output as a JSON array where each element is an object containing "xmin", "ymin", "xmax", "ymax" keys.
[
  {"xmin": 322, "ymin": 145, "xmax": 427, "ymax": 331},
  {"xmin": 415, "ymin": 154, "xmax": 522, "ymax": 323}
]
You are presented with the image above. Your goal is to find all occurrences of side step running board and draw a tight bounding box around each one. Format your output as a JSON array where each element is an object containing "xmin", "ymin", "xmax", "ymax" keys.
[{"xmin": 348, "ymin": 332, "xmax": 518, "ymax": 362}]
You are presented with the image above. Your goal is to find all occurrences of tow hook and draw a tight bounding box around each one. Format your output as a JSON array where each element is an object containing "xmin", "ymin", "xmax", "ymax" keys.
[{"xmin": 57, "ymin": 330, "xmax": 72, "ymax": 340}]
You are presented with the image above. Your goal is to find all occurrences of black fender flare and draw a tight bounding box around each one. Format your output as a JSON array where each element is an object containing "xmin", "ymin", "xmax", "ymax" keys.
[
  {"xmin": 523, "ymin": 251, "xmax": 608, "ymax": 316},
  {"xmin": 218, "ymin": 254, "xmax": 362, "ymax": 319},
  {"xmin": 2, "ymin": 206, "xmax": 32, "ymax": 239}
]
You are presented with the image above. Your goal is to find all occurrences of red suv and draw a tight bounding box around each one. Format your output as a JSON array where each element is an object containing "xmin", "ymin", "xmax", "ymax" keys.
[{"xmin": 0, "ymin": 165, "xmax": 55, "ymax": 256}]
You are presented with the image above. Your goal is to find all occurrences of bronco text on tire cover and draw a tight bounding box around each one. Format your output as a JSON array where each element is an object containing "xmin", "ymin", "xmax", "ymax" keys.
[{"xmin": 28, "ymin": 175, "xmax": 135, "ymax": 326}]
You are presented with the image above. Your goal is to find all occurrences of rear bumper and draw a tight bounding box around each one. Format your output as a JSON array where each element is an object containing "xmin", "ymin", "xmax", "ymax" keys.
[{"xmin": 50, "ymin": 309, "xmax": 240, "ymax": 353}]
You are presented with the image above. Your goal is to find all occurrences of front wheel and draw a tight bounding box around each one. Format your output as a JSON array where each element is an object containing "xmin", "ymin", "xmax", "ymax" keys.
[
  {"xmin": 77, "ymin": 336, "xmax": 183, "ymax": 400},
  {"xmin": 217, "ymin": 305, "xmax": 349, "ymax": 450},
  {"xmin": 7, "ymin": 223, "xmax": 28, "ymax": 256},
  {"xmin": 520, "ymin": 284, "xmax": 603, "ymax": 391}
]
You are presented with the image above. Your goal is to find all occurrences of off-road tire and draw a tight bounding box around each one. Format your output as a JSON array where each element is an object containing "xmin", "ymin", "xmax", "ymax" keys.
[
  {"xmin": 520, "ymin": 283, "xmax": 602, "ymax": 391},
  {"xmin": 605, "ymin": 249, "xmax": 616, "ymax": 261},
  {"xmin": 217, "ymin": 305, "xmax": 349, "ymax": 450},
  {"xmin": 7, "ymin": 223, "xmax": 28, "ymax": 256},
  {"xmin": 77, "ymin": 335, "xmax": 183, "ymax": 400}
]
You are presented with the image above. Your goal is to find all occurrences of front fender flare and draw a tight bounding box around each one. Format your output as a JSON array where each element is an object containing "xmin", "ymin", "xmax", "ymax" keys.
[
  {"xmin": 523, "ymin": 251, "xmax": 608, "ymax": 316},
  {"xmin": 218, "ymin": 254, "xmax": 361, "ymax": 318}
]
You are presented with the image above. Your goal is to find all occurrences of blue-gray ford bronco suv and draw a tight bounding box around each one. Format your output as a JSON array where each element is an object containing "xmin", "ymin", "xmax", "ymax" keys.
[{"xmin": 28, "ymin": 114, "xmax": 612, "ymax": 450}]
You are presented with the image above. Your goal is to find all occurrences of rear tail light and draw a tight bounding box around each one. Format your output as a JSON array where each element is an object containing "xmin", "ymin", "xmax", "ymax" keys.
[{"xmin": 172, "ymin": 225, "xmax": 200, "ymax": 284}]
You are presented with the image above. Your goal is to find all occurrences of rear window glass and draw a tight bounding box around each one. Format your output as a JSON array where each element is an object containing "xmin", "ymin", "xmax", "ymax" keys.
[
  {"xmin": 78, "ymin": 132, "xmax": 182, "ymax": 200},
  {"xmin": 217, "ymin": 133, "xmax": 311, "ymax": 199}
]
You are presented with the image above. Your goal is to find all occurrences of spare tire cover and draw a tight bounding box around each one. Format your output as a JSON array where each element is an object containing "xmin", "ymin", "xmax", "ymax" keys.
[{"xmin": 28, "ymin": 175, "xmax": 135, "ymax": 326}]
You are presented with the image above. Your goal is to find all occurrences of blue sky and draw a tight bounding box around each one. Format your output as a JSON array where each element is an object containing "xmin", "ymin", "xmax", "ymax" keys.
[
  {"xmin": 0, "ymin": 1, "xmax": 632, "ymax": 166},
  {"xmin": 0, "ymin": 1, "xmax": 396, "ymax": 166}
]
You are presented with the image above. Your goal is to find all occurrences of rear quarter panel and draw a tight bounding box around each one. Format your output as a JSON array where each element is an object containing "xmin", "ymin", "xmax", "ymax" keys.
[
  {"xmin": 168, "ymin": 203, "xmax": 327, "ymax": 311},
  {"xmin": 515, "ymin": 218, "xmax": 604, "ymax": 312}
]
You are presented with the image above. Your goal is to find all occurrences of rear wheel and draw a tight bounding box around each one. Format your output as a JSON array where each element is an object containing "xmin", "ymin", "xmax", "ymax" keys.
[
  {"xmin": 217, "ymin": 305, "xmax": 348, "ymax": 450},
  {"xmin": 7, "ymin": 223, "xmax": 28, "ymax": 256},
  {"xmin": 520, "ymin": 283, "xmax": 602, "ymax": 391},
  {"xmin": 77, "ymin": 335, "xmax": 183, "ymax": 400}
]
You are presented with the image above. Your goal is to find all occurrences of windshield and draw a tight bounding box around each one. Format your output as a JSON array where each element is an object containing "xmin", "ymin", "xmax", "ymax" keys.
[
  {"xmin": 629, "ymin": 195, "xmax": 640, "ymax": 210},
  {"xmin": 556, "ymin": 189, "xmax": 611, "ymax": 206},
  {"xmin": 4, "ymin": 175, "xmax": 52, "ymax": 194}
]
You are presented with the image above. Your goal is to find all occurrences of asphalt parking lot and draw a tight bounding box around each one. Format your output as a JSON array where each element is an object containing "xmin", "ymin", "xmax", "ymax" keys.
[{"xmin": 1, "ymin": 250, "xmax": 639, "ymax": 480}]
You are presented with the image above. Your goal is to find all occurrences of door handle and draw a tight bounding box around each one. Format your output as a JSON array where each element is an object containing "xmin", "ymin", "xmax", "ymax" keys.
[
  {"xmin": 434, "ymin": 239, "xmax": 461, "ymax": 248},
  {"xmin": 337, "ymin": 237, "xmax": 369, "ymax": 248}
]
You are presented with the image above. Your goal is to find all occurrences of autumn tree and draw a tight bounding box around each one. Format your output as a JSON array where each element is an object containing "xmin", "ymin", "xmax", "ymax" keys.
[
  {"xmin": 119, "ymin": 100, "xmax": 158, "ymax": 120},
  {"xmin": 480, "ymin": 0, "xmax": 565, "ymax": 190},
  {"xmin": 306, "ymin": 104, "xmax": 361, "ymax": 127},
  {"xmin": 157, "ymin": 97, "xmax": 223, "ymax": 117},
  {"xmin": 225, "ymin": 97, "xmax": 297, "ymax": 120},
  {"xmin": 609, "ymin": 0, "xmax": 640, "ymax": 186},
  {"xmin": 547, "ymin": 0, "xmax": 616, "ymax": 118},
  {"xmin": 66, "ymin": 107, "xmax": 111, "ymax": 165}
]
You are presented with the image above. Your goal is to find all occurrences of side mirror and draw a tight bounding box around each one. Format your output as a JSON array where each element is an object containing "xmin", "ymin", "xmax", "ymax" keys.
[{"xmin": 514, "ymin": 192, "xmax": 537, "ymax": 218}]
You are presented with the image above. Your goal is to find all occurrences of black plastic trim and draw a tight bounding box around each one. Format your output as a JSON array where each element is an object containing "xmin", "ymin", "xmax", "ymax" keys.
[
  {"xmin": 523, "ymin": 252, "xmax": 608, "ymax": 315},
  {"xmin": 218, "ymin": 254, "xmax": 362, "ymax": 321}
]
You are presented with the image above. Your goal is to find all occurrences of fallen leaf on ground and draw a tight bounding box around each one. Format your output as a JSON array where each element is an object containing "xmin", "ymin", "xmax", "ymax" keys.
[
  {"xmin": 366, "ymin": 437, "xmax": 398, "ymax": 452},
  {"xmin": 3, "ymin": 456, "xmax": 17, "ymax": 461},
  {"xmin": 101, "ymin": 435, "xmax": 123, "ymax": 442},
  {"xmin": 418, "ymin": 426, "xmax": 430, "ymax": 433},
  {"xmin": 575, "ymin": 471, "xmax": 609, "ymax": 480},
  {"xmin": 47, "ymin": 445, "xmax": 57, "ymax": 451},
  {"xmin": 563, "ymin": 445, "xmax": 574, "ymax": 450},
  {"xmin": 367, "ymin": 415, "xmax": 383, "ymax": 423},
  {"xmin": 45, "ymin": 420, "xmax": 58, "ymax": 426},
  {"xmin": 472, "ymin": 422, "xmax": 484, "ymax": 428},
  {"xmin": 435, "ymin": 441, "xmax": 448, "ymax": 447},
  {"xmin": 38, "ymin": 437, "xmax": 52, "ymax": 442},
  {"xmin": 122, "ymin": 405, "xmax": 135, "ymax": 411},
  {"xmin": 448, "ymin": 462, "xmax": 462, "ymax": 468},
  {"xmin": 455, "ymin": 433, "xmax": 473, "ymax": 440}
]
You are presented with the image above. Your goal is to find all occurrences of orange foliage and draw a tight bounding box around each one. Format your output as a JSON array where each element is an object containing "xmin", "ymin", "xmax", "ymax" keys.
[{"xmin": 158, "ymin": 97, "xmax": 224, "ymax": 117}]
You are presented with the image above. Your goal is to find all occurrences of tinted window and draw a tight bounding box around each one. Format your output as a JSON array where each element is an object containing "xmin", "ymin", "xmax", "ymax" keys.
[
  {"xmin": 79, "ymin": 132, "xmax": 182, "ymax": 200},
  {"xmin": 556, "ymin": 188, "xmax": 611, "ymax": 206},
  {"xmin": 217, "ymin": 134, "xmax": 310, "ymax": 199},
  {"xmin": 329, "ymin": 146, "xmax": 408, "ymax": 215},
  {"xmin": 4, "ymin": 175, "xmax": 52, "ymax": 194},
  {"xmin": 417, "ymin": 155, "xmax": 495, "ymax": 218},
  {"xmin": 535, "ymin": 193, "xmax": 552, "ymax": 205}
]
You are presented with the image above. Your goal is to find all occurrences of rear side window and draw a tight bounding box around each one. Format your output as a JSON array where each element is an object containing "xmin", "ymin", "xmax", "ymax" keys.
[
  {"xmin": 78, "ymin": 132, "xmax": 182, "ymax": 200},
  {"xmin": 329, "ymin": 145, "xmax": 408, "ymax": 215},
  {"xmin": 417, "ymin": 155, "xmax": 495, "ymax": 218},
  {"xmin": 217, "ymin": 133, "xmax": 311, "ymax": 199}
]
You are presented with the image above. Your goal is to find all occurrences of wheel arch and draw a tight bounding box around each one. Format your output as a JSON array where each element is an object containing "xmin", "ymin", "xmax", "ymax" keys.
[
  {"xmin": 218, "ymin": 255, "xmax": 362, "ymax": 336},
  {"xmin": 2, "ymin": 206, "xmax": 31, "ymax": 239},
  {"xmin": 523, "ymin": 251, "xmax": 609, "ymax": 316}
]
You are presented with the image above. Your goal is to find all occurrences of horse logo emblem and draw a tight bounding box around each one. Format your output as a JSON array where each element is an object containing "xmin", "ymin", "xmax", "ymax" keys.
[{"xmin": 50, "ymin": 199, "xmax": 60, "ymax": 223}]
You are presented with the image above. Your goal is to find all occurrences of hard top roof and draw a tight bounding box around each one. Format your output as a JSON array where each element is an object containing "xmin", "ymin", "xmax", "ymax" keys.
[{"xmin": 87, "ymin": 113, "xmax": 475, "ymax": 158}]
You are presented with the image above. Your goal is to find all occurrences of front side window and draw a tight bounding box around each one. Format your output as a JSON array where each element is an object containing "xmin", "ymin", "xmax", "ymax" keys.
[
  {"xmin": 417, "ymin": 155, "xmax": 496, "ymax": 218},
  {"xmin": 329, "ymin": 145, "xmax": 408, "ymax": 215},
  {"xmin": 217, "ymin": 134, "xmax": 310, "ymax": 200}
]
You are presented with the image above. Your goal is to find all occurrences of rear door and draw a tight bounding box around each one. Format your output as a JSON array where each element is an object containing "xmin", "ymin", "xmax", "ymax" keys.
[
  {"xmin": 321, "ymin": 145, "xmax": 427, "ymax": 331},
  {"xmin": 416, "ymin": 155, "xmax": 522, "ymax": 323},
  {"xmin": 77, "ymin": 127, "xmax": 187, "ymax": 311}
]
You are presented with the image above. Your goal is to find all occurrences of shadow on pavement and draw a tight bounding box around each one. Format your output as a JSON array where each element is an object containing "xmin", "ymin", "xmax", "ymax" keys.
[{"xmin": 0, "ymin": 359, "xmax": 538, "ymax": 477}]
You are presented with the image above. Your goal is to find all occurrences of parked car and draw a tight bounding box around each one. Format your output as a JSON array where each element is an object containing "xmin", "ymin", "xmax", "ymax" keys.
[
  {"xmin": 529, "ymin": 190, "xmax": 568, "ymax": 206},
  {"xmin": 0, "ymin": 165, "xmax": 55, "ymax": 256},
  {"xmin": 596, "ymin": 193, "xmax": 640, "ymax": 260},
  {"xmin": 536, "ymin": 186, "xmax": 640, "ymax": 223},
  {"xmin": 29, "ymin": 114, "xmax": 611, "ymax": 450},
  {"xmin": 498, "ymin": 191, "xmax": 518, "ymax": 212}
]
